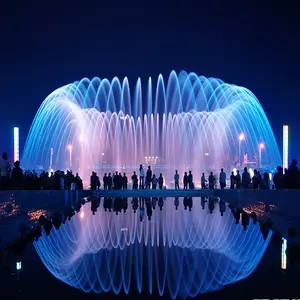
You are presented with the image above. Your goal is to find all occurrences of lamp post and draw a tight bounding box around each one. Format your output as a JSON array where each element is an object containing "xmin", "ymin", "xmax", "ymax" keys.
[
  {"xmin": 259, "ymin": 143, "xmax": 264, "ymax": 169},
  {"xmin": 238, "ymin": 133, "xmax": 245, "ymax": 166},
  {"xmin": 68, "ymin": 144, "xmax": 72, "ymax": 169},
  {"xmin": 50, "ymin": 147, "xmax": 53, "ymax": 171}
]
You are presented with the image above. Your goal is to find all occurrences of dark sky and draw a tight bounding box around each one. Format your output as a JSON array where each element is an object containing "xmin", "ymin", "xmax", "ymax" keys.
[{"xmin": 0, "ymin": 0, "xmax": 299, "ymax": 160}]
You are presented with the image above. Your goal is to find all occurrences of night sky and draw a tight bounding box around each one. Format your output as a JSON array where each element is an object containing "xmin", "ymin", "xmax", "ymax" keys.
[{"xmin": 1, "ymin": 0, "xmax": 299, "ymax": 161}]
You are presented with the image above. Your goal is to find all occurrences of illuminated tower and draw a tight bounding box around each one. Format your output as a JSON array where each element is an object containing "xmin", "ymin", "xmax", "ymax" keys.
[
  {"xmin": 13, "ymin": 127, "xmax": 20, "ymax": 163},
  {"xmin": 283, "ymin": 124, "xmax": 288, "ymax": 171}
]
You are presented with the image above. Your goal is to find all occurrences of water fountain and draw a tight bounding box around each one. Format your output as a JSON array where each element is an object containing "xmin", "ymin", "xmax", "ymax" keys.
[{"xmin": 22, "ymin": 70, "xmax": 281, "ymax": 184}]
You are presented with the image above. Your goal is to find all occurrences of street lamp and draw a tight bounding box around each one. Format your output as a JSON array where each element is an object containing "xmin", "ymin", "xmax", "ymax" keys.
[
  {"xmin": 238, "ymin": 133, "xmax": 245, "ymax": 165},
  {"xmin": 68, "ymin": 144, "xmax": 72, "ymax": 169},
  {"xmin": 259, "ymin": 142, "xmax": 264, "ymax": 169}
]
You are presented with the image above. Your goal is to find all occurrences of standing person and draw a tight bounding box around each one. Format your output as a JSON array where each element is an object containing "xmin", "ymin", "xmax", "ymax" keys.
[
  {"xmin": 230, "ymin": 171, "xmax": 235, "ymax": 189},
  {"xmin": 188, "ymin": 171, "xmax": 194, "ymax": 189},
  {"xmin": 183, "ymin": 172, "xmax": 188, "ymax": 190},
  {"xmin": 174, "ymin": 170, "xmax": 180, "ymax": 189},
  {"xmin": 152, "ymin": 174, "xmax": 158, "ymax": 189},
  {"xmin": 219, "ymin": 168, "xmax": 226, "ymax": 189},
  {"xmin": 107, "ymin": 173, "xmax": 113, "ymax": 190},
  {"xmin": 90, "ymin": 172, "xmax": 97, "ymax": 190},
  {"xmin": 208, "ymin": 172, "xmax": 215, "ymax": 189},
  {"xmin": 201, "ymin": 173, "xmax": 207, "ymax": 189},
  {"xmin": 139, "ymin": 165, "xmax": 145, "ymax": 189},
  {"xmin": 95, "ymin": 173, "xmax": 101, "ymax": 190},
  {"xmin": 146, "ymin": 166, "xmax": 152, "ymax": 189},
  {"xmin": 242, "ymin": 167, "xmax": 251, "ymax": 189},
  {"xmin": 235, "ymin": 170, "xmax": 241, "ymax": 189},
  {"xmin": 158, "ymin": 173, "xmax": 164, "ymax": 189},
  {"xmin": 131, "ymin": 171, "xmax": 138, "ymax": 190},
  {"xmin": 103, "ymin": 173, "xmax": 108, "ymax": 190},
  {"xmin": 0, "ymin": 153, "xmax": 11, "ymax": 189},
  {"xmin": 122, "ymin": 173, "xmax": 128, "ymax": 190}
]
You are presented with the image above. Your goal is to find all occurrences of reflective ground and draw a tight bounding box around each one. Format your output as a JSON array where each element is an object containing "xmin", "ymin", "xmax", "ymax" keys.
[{"xmin": 1, "ymin": 196, "xmax": 300, "ymax": 299}]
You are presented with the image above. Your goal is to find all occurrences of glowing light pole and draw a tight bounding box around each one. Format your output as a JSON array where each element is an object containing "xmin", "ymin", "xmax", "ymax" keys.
[
  {"xmin": 68, "ymin": 144, "xmax": 72, "ymax": 169},
  {"xmin": 102, "ymin": 152, "xmax": 104, "ymax": 169},
  {"xmin": 259, "ymin": 143, "xmax": 264, "ymax": 168},
  {"xmin": 283, "ymin": 124, "xmax": 288, "ymax": 171},
  {"xmin": 50, "ymin": 147, "xmax": 53, "ymax": 171},
  {"xmin": 13, "ymin": 127, "xmax": 19, "ymax": 162},
  {"xmin": 238, "ymin": 133, "xmax": 245, "ymax": 166}
]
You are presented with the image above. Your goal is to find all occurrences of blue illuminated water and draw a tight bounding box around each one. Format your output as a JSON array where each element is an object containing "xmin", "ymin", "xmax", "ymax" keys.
[{"xmin": 1, "ymin": 196, "xmax": 300, "ymax": 299}]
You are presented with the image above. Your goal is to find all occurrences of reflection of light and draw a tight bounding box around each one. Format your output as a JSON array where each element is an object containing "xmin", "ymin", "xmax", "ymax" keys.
[
  {"xmin": 16, "ymin": 261, "xmax": 22, "ymax": 271},
  {"xmin": 102, "ymin": 153, "xmax": 104, "ymax": 156},
  {"xmin": 68, "ymin": 144, "xmax": 72, "ymax": 150},
  {"xmin": 80, "ymin": 211, "xmax": 84, "ymax": 219},
  {"xmin": 239, "ymin": 133, "xmax": 245, "ymax": 141},
  {"xmin": 281, "ymin": 238, "xmax": 287, "ymax": 270},
  {"xmin": 0, "ymin": 199, "xmax": 20, "ymax": 217},
  {"xmin": 204, "ymin": 152, "xmax": 209, "ymax": 156},
  {"xmin": 259, "ymin": 143, "xmax": 265, "ymax": 149},
  {"xmin": 232, "ymin": 168, "xmax": 237, "ymax": 176},
  {"xmin": 243, "ymin": 201, "xmax": 266, "ymax": 218},
  {"xmin": 28, "ymin": 209, "xmax": 47, "ymax": 221},
  {"xmin": 249, "ymin": 168, "xmax": 254, "ymax": 178},
  {"xmin": 35, "ymin": 200, "xmax": 272, "ymax": 299}
]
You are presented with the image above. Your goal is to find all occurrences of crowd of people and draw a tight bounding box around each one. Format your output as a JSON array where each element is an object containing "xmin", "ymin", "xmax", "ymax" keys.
[
  {"xmin": 1, "ymin": 151, "xmax": 300, "ymax": 190},
  {"xmin": 0, "ymin": 153, "xmax": 83, "ymax": 190}
]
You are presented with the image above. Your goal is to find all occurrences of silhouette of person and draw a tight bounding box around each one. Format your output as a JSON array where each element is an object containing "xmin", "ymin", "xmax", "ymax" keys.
[
  {"xmin": 235, "ymin": 170, "xmax": 241, "ymax": 189},
  {"xmin": 219, "ymin": 168, "xmax": 226, "ymax": 189},
  {"xmin": 107, "ymin": 173, "xmax": 112, "ymax": 190},
  {"xmin": 158, "ymin": 173, "xmax": 163, "ymax": 189},
  {"xmin": 230, "ymin": 171, "xmax": 235, "ymax": 189},
  {"xmin": 174, "ymin": 170, "xmax": 180, "ymax": 189},
  {"xmin": 201, "ymin": 173, "xmax": 207, "ymax": 189},
  {"xmin": 208, "ymin": 172, "xmax": 215, "ymax": 189},
  {"xmin": 122, "ymin": 173, "xmax": 128, "ymax": 189},
  {"xmin": 132, "ymin": 171, "xmax": 138, "ymax": 190},
  {"xmin": 139, "ymin": 165, "xmax": 145, "ymax": 189},
  {"xmin": 103, "ymin": 173, "xmax": 108, "ymax": 190},
  {"xmin": 188, "ymin": 171, "xmax": 193, "ymax": 189},
  {"xmin": 152, "ymin": 174, "xmax": 158, "ymax": 189},
  {"xmin": 146, "ymin": 166, "xmax": 152, "ymax": 189},
  {"xmin": 242, "ymin": 167, "xmax": 251, "ymax": 189},
  {"xmin": 183, "ymin": 172, "xmax": 188, "ymax": 190}
]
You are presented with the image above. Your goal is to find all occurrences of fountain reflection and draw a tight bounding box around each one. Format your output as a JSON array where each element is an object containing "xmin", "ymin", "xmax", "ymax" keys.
[{"xmin": 34, "ymin": 197, "xmax": 271, "ymax": 299}]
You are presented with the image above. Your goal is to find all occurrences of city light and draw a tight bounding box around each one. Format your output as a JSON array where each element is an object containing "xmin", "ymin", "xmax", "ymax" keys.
[
  {"xmin": 13, "ymin": 127, "xmax": 19, "ymax": 162},
  {"xmin": 283, "ymin": 124, "xmax": 288, "ymax": 171}
]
